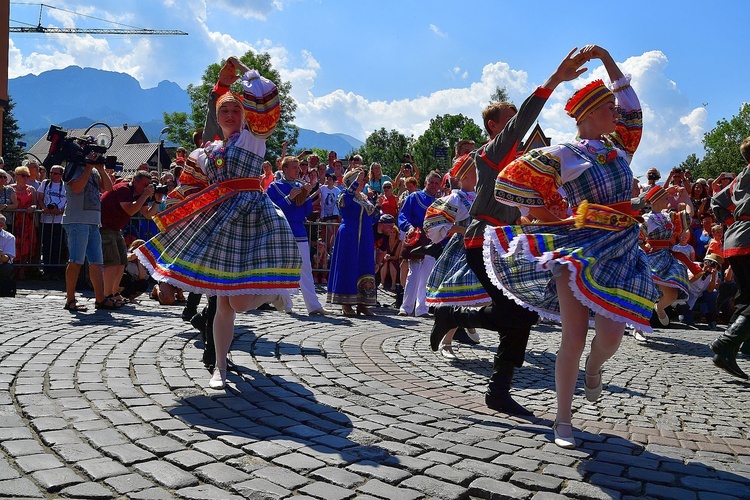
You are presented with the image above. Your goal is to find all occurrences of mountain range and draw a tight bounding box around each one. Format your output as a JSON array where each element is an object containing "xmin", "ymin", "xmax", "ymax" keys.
[{"xmin": 10, "ymin": 66, "xmax": 363, "ymax": 154}]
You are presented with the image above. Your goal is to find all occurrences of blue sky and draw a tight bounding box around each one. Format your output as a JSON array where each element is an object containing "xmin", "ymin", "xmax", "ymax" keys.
[{"xmin": 8, "ymin": 1, "xmax": 750, "ymax": 178}]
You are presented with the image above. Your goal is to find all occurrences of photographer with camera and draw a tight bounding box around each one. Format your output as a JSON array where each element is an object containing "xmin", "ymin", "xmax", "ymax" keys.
[
  {"xmin": 100, "ymin": 170, "xmax": 163, "ymax": 307},
  {"xmin": 640, "ymin": 167, "xmax": 661, "ymax": 193},
  {"xmin": 37, "ymin": 165, "xmax": 67, "ymax": 280},
  {"xmin": 61, "ymin": 149, "xmax": 113, "ymax": 311}
]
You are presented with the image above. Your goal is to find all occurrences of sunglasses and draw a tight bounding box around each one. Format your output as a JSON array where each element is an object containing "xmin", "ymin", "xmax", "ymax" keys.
[
  {"xmin": 704, "ymin": 261, "xmax": 718, "ymax": 268},
  {"xmin": 17, "ymin": 174, "xmax": 30, "ymax": 178}
]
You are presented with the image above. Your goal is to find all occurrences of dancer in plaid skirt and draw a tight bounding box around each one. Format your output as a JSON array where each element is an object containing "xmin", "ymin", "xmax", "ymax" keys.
[
  {"xmin": 633, "ymin": 184, "xmax": 694, "ymax": 342},
  {"xmin": 425, "ymin": 154, "xmax": 490, "ymax": 358},
  {"xmin": 485, "ymin": 46, "xmax": 658, "ymax": 448},
  {"xmin": 138, "ymin": 57, "xmax": 302, "ymax": 390}
]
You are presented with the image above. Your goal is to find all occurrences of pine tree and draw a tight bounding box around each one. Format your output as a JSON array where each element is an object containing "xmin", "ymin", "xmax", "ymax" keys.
[{"xmin": 1, "ymin": 96, "xmax": 26, "ymax": 169}]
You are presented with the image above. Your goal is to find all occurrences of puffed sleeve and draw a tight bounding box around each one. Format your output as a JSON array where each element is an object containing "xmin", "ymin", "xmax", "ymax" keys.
[
  {"xmin": 423, "ymin": 194, "xmax": 458, "ymax": 243},
  {"xmin": 494, "ymin": 146, "xmax": 563, "ymax": 208},
  {"xmin": 607, "ymin": 76, "xmax": 642, "ymax": 158}
]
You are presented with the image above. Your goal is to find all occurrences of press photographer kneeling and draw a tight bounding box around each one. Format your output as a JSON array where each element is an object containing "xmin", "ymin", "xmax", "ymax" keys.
[{"xmin": 100, "ymin": 171, "xmax": 164, "ymax": 306}]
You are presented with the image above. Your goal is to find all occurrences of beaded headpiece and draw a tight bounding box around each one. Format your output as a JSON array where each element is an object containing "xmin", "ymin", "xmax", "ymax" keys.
[
  {"xmin": 241, "ymin": 70, "xmax": 280, "ymax": 139},
  {"xmin": 216, "ymin": 92, "xmax": 244, "ymax": 112},
  {"xmin": 644, "ymin": 185, "xmax": 668, "ymax": 205},
  {"xmin": 565, "ymin": 80, "xmax": 614, "ymax": 124},
  {"xmin": 450, "ymin": 154, "xmax": 476, "ymax": 182}
]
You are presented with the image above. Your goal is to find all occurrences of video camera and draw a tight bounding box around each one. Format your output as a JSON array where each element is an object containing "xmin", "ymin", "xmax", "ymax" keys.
[{"xmin": 42, "ymin": 125, "xmax": 116, "ymax": 182}]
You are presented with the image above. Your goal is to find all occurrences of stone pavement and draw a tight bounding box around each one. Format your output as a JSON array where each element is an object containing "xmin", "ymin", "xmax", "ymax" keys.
[{"xmin": 0, "ymin": 282, "xmax": 749, "ymax": 499}]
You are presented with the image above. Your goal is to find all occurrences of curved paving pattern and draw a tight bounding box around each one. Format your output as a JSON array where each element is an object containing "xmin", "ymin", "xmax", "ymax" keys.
[{"xmin": 1, "ymin": 286, "xmax": 749, "ymax": 499}]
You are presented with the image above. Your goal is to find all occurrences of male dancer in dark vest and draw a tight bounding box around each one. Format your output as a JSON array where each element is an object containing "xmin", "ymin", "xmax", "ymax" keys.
[
  {"xmin": 430, "ymin": 49, "xmax": 587, "ymax": 415},
  {"xmin": 709, "ymin": 136, "xmax": 750, "ymax": 379}
]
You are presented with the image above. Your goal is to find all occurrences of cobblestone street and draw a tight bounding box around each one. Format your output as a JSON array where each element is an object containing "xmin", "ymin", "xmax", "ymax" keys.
[{"xmin": 0, "ymin": 283, "xmax": 748, "ymax": 499}]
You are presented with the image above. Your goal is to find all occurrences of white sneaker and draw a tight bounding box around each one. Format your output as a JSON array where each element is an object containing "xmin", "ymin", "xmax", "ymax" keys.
[
  {"xmin": 308, "ymin": 308, "xmax": 330, "ymax": 316},
  {"xmin": 397, "ymin": 310, "xmax": 409, "ymax": 317},
  {"xmin": 440, "ymin": 344, "xmax": 457, "ymax": 359}
]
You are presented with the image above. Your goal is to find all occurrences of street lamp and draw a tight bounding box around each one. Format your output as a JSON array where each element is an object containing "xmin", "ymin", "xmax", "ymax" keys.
[{"xmin": 157, "ymin": 126, "xmax": 171, "ymax": 176}]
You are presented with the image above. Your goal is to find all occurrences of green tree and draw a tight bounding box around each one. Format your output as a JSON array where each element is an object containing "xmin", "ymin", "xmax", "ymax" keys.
[
  {"xmin": 2, "ymin": 96, "xmax": 26, "ymax": 169},
  {"xmin": 412, "ymin": 114, "xmax": 487, "ymax": 173},
  {"xmin": 696, "ymin": 103, "xmax": 750, "ymax": 179},
  {"xmin": 490, "ymin": 86, "xmax": 510, "ymax": 103},
  {"xmin": 678, "ymin": 153, "xmax": 700, "ymax": 174},
  {"xmin": 163, "ymin": 51, "xmax": 298, "ymax": 161},
  {"xmin": 355, "ymin": 128, "xmax": 414, "ymax": 179}
]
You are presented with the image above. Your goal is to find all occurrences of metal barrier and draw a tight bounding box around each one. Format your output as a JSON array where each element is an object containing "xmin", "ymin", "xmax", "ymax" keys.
[{"xmin": 0, "ymin": 209, "xmax": 343, "ymax": 275}]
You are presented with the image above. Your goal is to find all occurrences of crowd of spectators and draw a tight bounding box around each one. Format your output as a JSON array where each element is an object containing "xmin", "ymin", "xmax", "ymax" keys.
[
  {"xmin": 0, "ymin": 142, "xmax": 741, "ymax": 328},
  {"xmin": 637, "ymin": 167, "xmax": 737, "ymax": 327}
]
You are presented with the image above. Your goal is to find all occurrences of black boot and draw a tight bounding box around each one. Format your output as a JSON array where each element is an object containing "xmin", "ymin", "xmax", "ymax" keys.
[
  {"xmin": 430, "ymin": 307, "xmax": 456, "ymax": 351},
  {"xmin": 182, "ymin": 292, "xmax": 203, "ymax": 321},
  {"xmin": 392, "ymin": 284, "xmax": 404, "ymax": 310},
  {"xmin": 710, "ymin": 315, "xmax": 750, "ymax": 379},
  {"xmin": 202, "ymin": 296, "xmax": 218, "ymax": 373},
  {"xmin": 485, "ymin": 356, "xmax": 533, "ymax": 416},
  {"xmin": 741, "ymin": 339, "xmax": 750, "ymax": 357}
]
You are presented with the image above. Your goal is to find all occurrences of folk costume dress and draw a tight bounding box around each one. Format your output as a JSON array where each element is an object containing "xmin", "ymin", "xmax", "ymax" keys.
[
  {"xmin": 137, "ymin": 71, "xmax": 302, "ymax": 295},
  {"xmin": 484, "ymin": 76, "xmax": 659, "ymax": 331},
  {"xmin": 326, "ymin": 179, "xmax": 377, "ymax": 306},
  {"xmin": 642, "ymin": 208, "xmax": 691, "ymax": 298},
  {"xmin": 425, "ymin": 189, "xmax": 490, "ymax": 307}
]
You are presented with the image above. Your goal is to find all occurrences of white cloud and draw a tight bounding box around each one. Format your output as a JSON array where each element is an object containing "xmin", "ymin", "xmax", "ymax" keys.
[
  {"xmin": 429, "ymin": 24, "xmax": 447, "ymax": 38},
  {"xmin": 290, "ymin": 50, "xmax": 704, "ymax": 175},
  {"xmin": 211, "ymin": 0, "xmax": 284, "ymax": 20}
]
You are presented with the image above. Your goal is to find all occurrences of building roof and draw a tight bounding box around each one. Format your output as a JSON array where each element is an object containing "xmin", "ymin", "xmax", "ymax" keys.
[{"xmin": 25, "ymin": 125, "xmax": 170, "ymax": 174}]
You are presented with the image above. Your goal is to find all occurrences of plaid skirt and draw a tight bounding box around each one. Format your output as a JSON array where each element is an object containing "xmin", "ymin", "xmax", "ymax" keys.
[
  {"xmin": 484, "ymin": 222, "xmax": 658, "ymax": 332},
  {"xmin": 648, "ymin": 249, "xmax": 689, "ymax": 298},
  {"xmin": 137, "ymin": 190, "xmax": 301, "ymax": 295},
  {"xmin": 426, "ymin": 233, "xmax": 490, "ymax": 307}
]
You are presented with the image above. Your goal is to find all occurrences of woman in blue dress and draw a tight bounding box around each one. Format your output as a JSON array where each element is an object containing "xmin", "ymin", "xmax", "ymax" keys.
[
  {"xmin": 485, "ymin": 46, "xmax": 658, "ymax": 448},
  {"xmin": 327, "ymin": 168, "xmax": 378, "ymax": 315}
]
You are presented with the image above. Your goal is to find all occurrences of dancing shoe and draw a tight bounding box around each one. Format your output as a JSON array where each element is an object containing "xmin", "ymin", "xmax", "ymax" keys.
[
  {"xmin": 357, "ymin": 305, "xmax": 375, "ymax": 316},
  {"xmin": 552, "ymin": 421, "xmax": 576, "ymax": 449},
  {"xmin": 583, "ymin": 355, "xmax": 603, "ymax": 403},
  {"xmin": 208, "ymin": 368, "xmax": 227, "ymax": 389},
  {"xmin": 439, "ymin": 344, "xmax": 457, "ymax": 360},
  {"xmin": 271, "ymin": 294, "xmax": 292, "ymax": 314}
]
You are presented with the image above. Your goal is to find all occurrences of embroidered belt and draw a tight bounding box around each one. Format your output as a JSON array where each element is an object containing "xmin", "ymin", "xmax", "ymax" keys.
[
  {"xmin": 154, "ymin": 177, "xmax": 262, "ymax": 232},
  {"xmin": 573, "ymin": 200, "xmax": 638, "ymax": 231}
]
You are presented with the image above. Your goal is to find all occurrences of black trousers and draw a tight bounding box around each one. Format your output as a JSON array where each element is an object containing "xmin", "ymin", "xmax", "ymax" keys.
[
  {"xmin": 728, "ymin": 254, "xmax": 750, "ymax": 323},
  {"xmin": 465, "ymin": 246, "xmax": 538, "ymax": 366}
]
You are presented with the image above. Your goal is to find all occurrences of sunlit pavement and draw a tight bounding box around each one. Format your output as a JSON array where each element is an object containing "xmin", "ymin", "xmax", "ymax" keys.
[{"xmin": 1, "ymin": 282, "xmax": 748, "ymax": 499}]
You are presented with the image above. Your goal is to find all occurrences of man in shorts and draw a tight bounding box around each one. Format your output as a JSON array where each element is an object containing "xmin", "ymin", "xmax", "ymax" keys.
[{"xmin": 62, "ymin": 155, "xmax": 114, "ymax": 311}]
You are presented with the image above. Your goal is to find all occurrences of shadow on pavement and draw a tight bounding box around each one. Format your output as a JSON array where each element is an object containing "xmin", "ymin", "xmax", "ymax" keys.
[{"xmin": 167, "ymin": 330, "xmax": 394, "ymax": 468}]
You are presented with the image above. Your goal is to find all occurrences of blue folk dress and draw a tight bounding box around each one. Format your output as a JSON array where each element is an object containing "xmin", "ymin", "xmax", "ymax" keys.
[{"xmin": 326, "ymin": 185, "xmax": 377, "ymax": 305}]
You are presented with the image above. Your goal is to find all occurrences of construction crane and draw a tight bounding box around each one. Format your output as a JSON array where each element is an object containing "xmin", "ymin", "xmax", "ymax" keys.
[{"xmin": 9, "ymin": 3, "xmax": 188, "ymax": 36}]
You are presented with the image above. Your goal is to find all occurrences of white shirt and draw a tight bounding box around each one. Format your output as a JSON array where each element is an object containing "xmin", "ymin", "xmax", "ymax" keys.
[{"xmin": 0, "ymin": 229, "xmax": 15, "ymax": 262}]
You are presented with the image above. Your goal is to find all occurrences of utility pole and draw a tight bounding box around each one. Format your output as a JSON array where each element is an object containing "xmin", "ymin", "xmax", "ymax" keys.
[{"xmin": 0, "ymin": 1, "xmax": 9, "ymax": 156}]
